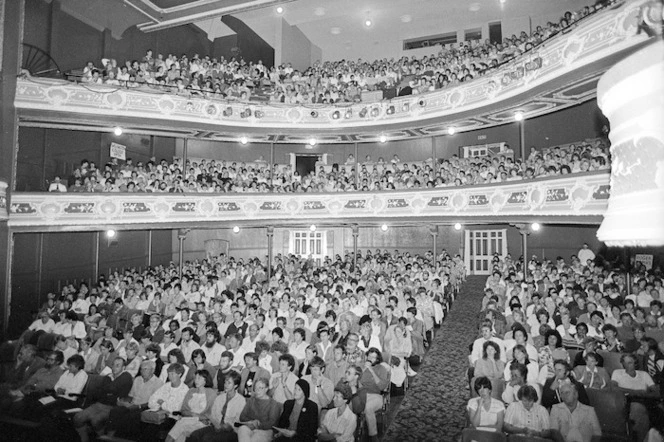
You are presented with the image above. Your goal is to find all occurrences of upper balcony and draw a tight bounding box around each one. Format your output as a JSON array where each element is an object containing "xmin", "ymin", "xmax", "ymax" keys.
[
  {"xmin": 6, "ymin": 171, "xmax": 610, "ymax": 231},
  {"xmin": 14, "ymin": 0, "xmax": 656, "ymax": 144}
]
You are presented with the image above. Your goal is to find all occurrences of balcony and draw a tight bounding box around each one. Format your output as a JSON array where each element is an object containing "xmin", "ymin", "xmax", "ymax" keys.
[
  {"xmin": 7, "ymin": 171, "xmax": 610, "ymax": 230},
  {"xmin": 14, "ymin": 0, "xmax": 655, "ymax": 143}
]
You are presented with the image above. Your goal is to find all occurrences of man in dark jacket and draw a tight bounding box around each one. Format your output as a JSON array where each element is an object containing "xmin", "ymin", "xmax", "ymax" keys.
[{"xmin": 541, "ymin": 359, "xmax": 590, "ymax": 410}]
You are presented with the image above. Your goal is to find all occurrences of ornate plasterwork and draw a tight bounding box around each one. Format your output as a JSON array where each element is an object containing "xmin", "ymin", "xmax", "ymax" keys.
[
  {"xmin": 14, "ymin": 0, "xmax": 653, "ymax": 142},
  {"xmin": 7, "ymin": 172, "xmax": 610, "ymax": 229},
  {"xmin": 0, "ymin": 181, "xmax": 7, "ymax": 221}
]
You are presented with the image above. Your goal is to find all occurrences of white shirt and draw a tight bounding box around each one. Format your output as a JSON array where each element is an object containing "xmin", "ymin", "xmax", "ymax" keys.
[
  {"xmin": 29, "ymin": 318, "xmax": 55, "ymax": 333},
  {"xmin": 611, "ymin": 369, "xmax": 654, "ymax": 391},
  {"xmin": 321, "ymin": 405, "xmax": 357, "ymax": 442},
  {"xmin": 201, "ymin": 342, "xmax": 226, "ymax": 366},
  {"xmin": 54, "ymin": 369, "xmax": 88, "ymax": 400},
  {"xmin": 148, "ymin": 380, "xmax": 189, "ymax": 413},
  {"xmin": 210, "ymin": 392, "xmax": 246, "ymax": 427}
]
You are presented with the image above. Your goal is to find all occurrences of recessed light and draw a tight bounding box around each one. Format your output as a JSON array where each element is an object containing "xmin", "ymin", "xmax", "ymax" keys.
[
  {"xmin": 106, "ymin": 229, "xmax": 117, "ymax": 238},
  {"xmin": 239, "ymin": 137, "xmax": 248, "ymax": 145},
  {"xmin": 381, "ymin": 224, "xmax": 388, "ymax": 232},
  {"xmin": 379, "ymin": 135, "xmax": 387, "ymax": 143},
  {"xmin": 310, "ymin": 224, "xmax": 317, "ymax": 232},
  {"xmin": 448, "ymin": 127, "xmax": 456, "ymax": 135},
  {"xmin": 531, "ymin": 222, "xmax": 541, "ymax": 231},
  {"xmin": 364, "ymin": 19, "xmax": 372, "ymax": 27},
  {"xmin": 309, "ymin": 138, "xmax": 317, "ymax": 146},
  {"xmin": 454, "ymin": 223, "xmax": 462, "ymax": 231},
  {"xmin": 233, "ymin": 226, "xmax": 240, "ymax": 233},
  {"xmin": 276, "ymin": 6, "xmax": 284, "ymax": 14},
  {"xmin": 514, "ymin": 111, "xmax": 524, "ymax": 121}
]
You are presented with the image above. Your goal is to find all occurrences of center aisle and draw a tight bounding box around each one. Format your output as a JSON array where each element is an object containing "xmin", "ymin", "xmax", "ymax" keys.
[{"xmin": 383, "ymin": 276, "xmax": 485, "ymax": 442}]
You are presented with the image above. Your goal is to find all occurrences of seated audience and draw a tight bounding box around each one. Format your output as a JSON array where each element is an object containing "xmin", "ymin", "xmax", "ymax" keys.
[{"xmin": 467, "ymin": 376, "xmax": 505, "ymax": 432}]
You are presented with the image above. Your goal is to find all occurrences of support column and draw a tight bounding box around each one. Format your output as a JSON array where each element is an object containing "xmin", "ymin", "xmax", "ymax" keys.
[
  {"xmin": 182, "ymin": 138, "xmax": 189, "ymax": 170},
  {"xmin": 149, "ymin": 135, "xmax": 156, "ymax": 159},
  {"xmin": 147, "ymin": 231, "xmax": 153, "ymax": 267},
  {"xmin": 93, "ymin": 232, "xmax": 100, "ymax": 282},
  {"xmin": 515, "ymin": 224, "xmax": 530, "ymax": 279},
  {"xmin": 429, "ymin": 225, "xmax": 438, "ymax": 258},
  {"xmin": 519, "ymin": 120, "xmax": 526, "ymax": 161},
  {"xmin": 0, "ymin": 0, "xmax": 25, "ymax": 337},
  {"xmin": 354, "ymin": 143, "xmax": 359, "ymax": 187},
  {"xmin": 351, "ymin": 225, "xmax": 359, "ymax": 271},
  {"xmin": 431, "ymin": 137, "xmax": 437, "ymax": 179},
  {"xmin": 267, "ymin": 226, "xmax": 274, "ymax": 282},
  {"xmin": 177, "ymin": 229, "xmax": 189, "ymax": 277},
  {"xmin": 269, "ymin": 143, "xmax": 275, "ymax": 193}
]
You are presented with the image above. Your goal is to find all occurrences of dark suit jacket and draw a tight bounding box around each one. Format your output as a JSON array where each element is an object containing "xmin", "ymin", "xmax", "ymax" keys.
[
  {"xmin": 276, "ymin": 398, "xmax": 318, "ymax": 442},
  {"xmin": 541, "ymin": 376, "xmax": 590, "ymax": 410},
  {"xmin": 239, "ymin": 367, "xmax": 271, "ymax": 396}
]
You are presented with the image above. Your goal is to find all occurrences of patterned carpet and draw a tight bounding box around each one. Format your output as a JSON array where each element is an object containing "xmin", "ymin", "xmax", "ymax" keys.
[{"xmin": 383, "ymin": 276, "xmax": 484, "ymax": 442}]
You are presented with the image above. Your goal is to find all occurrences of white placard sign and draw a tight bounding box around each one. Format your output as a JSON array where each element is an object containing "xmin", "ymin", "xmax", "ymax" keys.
[
  {"xmin": 110, "ymin": 142, "xmax": 126, "ymax": 160},
  {"xmin": 635, "ymin": 254, "xmax": 653, "ymax": 270}
]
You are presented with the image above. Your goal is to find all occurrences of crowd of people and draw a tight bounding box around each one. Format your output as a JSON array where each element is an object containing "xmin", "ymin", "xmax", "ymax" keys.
[
  {"xmin": 466, "ymin": 246, "xmax": 664, "ymax": 442},
  {"xmin": 0, "ymin": 249, "xmax": 465, "ymax": 441},
  {"xmin": 71, "ymin": 4, "xmax": 606, "ymax": 105},
  {"xmin": 47, "ymin": 138, "xmax": 609, "ymax": 194}
]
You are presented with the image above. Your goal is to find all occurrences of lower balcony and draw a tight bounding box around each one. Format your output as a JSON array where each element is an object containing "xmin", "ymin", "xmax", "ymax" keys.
[{"xmin": 6, "ymin": 171, "xmax": 610, "ymax": 231}]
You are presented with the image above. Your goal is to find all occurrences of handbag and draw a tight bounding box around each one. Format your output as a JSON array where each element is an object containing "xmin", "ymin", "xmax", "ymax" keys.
[{"xmin": 141, "ymin": 409, "xmax": 168, "ymax": 425}]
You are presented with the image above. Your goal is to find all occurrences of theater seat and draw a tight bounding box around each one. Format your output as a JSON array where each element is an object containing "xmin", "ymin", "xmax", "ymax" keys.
[
  {"xmin": 597, "ymin": 351, "xmax": 622, "ymax": 376},
  {"xmin": 461, "ymin": 428, "xmax": 507, "ymax": 442},
  {"xmin": 507, "ymin": 435, "xmax": 550, "ymax": 442},
  {"xmin": 586, "ymin": 388, "xmax": 628, "ymax": 438}
]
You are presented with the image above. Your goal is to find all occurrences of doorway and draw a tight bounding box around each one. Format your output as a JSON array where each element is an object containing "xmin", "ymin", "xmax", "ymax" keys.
[
  {"xmin": 294, "ymin": 154, "xmax": 319, "ymax": 178},
  {"xmin": 464, "ymin": 229, "xmax": 507, "ymax": 275}
]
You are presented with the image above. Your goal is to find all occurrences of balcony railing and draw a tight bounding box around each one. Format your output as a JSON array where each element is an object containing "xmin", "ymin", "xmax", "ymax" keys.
[
  {"xmin": 7, "ymin": 171, "xmax": 610, "ymax": 229},
  {"xmin": 14, "ymin": 0, "xmax": 652, "ymax": 136}
]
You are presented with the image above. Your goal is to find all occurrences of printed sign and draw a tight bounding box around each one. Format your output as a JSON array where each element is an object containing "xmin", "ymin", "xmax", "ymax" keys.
[
  {"xmin": 110, "ymin": 142, "xmax": 126, "ymax": 160},
  {"xmin": 635, "ymin": 254, "xmax": 653, "ymax": 270}
]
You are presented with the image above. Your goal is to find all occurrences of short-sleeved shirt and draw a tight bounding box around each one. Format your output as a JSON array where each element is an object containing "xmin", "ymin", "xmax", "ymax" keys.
[
  {"xmin": 505, "ymin": 401, "xmax": 550, "ymax": 432},
  {"xmin": 611, "ymin": 369, "xmax": 654, "ymax": 391},
  {"xmin": 467, "ymin": 397, "xmax": 505, "ymax": 427}
]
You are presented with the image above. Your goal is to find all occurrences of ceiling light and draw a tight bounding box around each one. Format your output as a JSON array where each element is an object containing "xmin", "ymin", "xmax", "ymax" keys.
[
  {"xmin": 310, "ymin": 110, "xmax": 319, "ymax": 118},
  {"xmin": 309, "ymin": 138, "xmax": 317, "ymax": 146},
  {"xmin": 386, "ymin": 105, "xmax": 395, "ymax": 115},
  {"xmin": 240, "ymin": 137, "xmax": 248, "ymax": 145},
  {"xmin": 380, "ymin": 224, "xmax": 388, "ymax": 232},
  {"xmin": 514, "ymin": 111, "xmax": 524, "ymax": 121},
  {"xmin": 500, "ymin": 0, "xmax": 506, "ymax": 4},
  {"xmin": 400, "ymin": 15, "xmax": 412, "ymax": 23},
  {"xmin": 379, "ymin": 135, "xmax": 387, "ymax": 143},
  {"xmin": 332, "ymin": 110, "xmax": 341, "ymax": 120},
  {"xmin": 113, "ymin": 127, "xmax": 123, "ymax": 136},
  {"xmin": 276, "ymin": 6, "xmax": 284, "ymax": 14},
  {"xmin": 454, "ymin": 223, "xmax": 462, "ymax": 231},
  {"xmin": 344, "ymin": 109, "xmax": 353, "ymax": 119},
  {"xmin": 531, "ymin": 222, "xmax": 541, "ymax": 231},
  {"xmin": 310, "ymin": 224, "xmax": 317, "ymax": 232},
  {"xmin": 330, "ymin": 27, "xmax": 341, "ymax": 35},
  {"xmin": 233, "ymin": 226, "xmax": 240, "ymax": 233},
  {"xmin": 106, "ymin": 229, "xmax": 116, "ymax": 238},
  {"xmin": 448, "ymin": 127, "xmax": 456, "ymax": 135},
  {"xmin": 364, "ymin": 19, "xmax": 372, "ymax": 27}
]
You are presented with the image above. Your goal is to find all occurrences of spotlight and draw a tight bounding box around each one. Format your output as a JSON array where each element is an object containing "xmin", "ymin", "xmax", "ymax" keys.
[
  {"xmin": 308, "ymin": 138, "xmax": 317, "ymax": 146},
  {"xmin": 379, "ymin": 135, "xmax": 387, "ymax": 143},
  {"xmin": 371, "ymin": 107, "xmax": 380, "ymax": 117},
  {"xmin": 531, "ymin": 222, "xmax": 541, "ymax": 231},
  {"xmin": 359, "ymin": 107, "xmax": 368, "ymax": 118},
  {"xmin": 233, "ymin": 226, "xmax": 240, "ymax": 233},
  {"xmin": 240, "ymin": 137, "xmax": 248, "ymax": 145},
  {"xmin": 113, "ymin": 127, "xmax": 123, "ymax": 136},
  {"xmin": 514, "ymin": 111, "xmax": 524, "ymax": 121},
  {"xmin": 448, "ymin": 127, "xmax": 456, "ymax": 135},
  {"xmin": 402, "ymin": 102, "xmax": 410, "ymax": 112},
  {"xmin": 386, "ymin": 105, "xmax": 395, "ymax": 115},
  {"xmin": 332, "ymin": 110, "xmax": 341, "ymax": 120},
  {"xmin": 380, "ymin": 224, "xmax": 388, "ymax": 232},
  {"xmin": 310, "ymin": 110, "xmax": 319, "ymax": 118},
  {"xmin": 310, "ymin": 224, "xmax": 317, "ymax": 232},
  {"xmin": 276, "ymin": 6, "xmax": 284, "ymax": 14},
  {"xmin": 344, "ymin": 109, "xmax": 353, "ymax": 119},
  {"xmin": 365, "ymin": 19, "xmax": 373, "ymax": 27},
  {"xmin": 419, "ymin": 99, "xmax": 427, "ymax": 107},
  {"xmin": 240, "ymin": 108, "xmax": 252, "ymax": 118},
  {"xmin": 254, "ymin": 110, "xmax": 264, "ymax": 119},
  {"xmin": 454, "ymin": 223, "xmax": 462, "ymax": 231},
  {"xmin": 223, "ymin": 106, "xmax": 233, "ymax": 117},
  {"xmin": 106, "ymin": 229, "xmax": 116, "ymax": 238}
]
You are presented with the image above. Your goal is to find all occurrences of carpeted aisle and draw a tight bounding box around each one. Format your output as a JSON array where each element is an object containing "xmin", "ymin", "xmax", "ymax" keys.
[{"xmin": 383, "ymin": 276, "xmax": 485, "ymax": 442}]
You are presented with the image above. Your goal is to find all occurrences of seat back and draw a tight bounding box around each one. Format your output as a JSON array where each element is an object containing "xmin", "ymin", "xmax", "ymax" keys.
[
  {"xmin": 586, "ymin": 388, "xmax": 628, "ymax": 436},
  {"xmin": 461, "ymin": 428, "xmax": 507, "ymax": 442},
  {"xmin": 507, "ymin": 435, "xmax": 551, "ymax": 442},
  {"xmin": 598, "ymin": 351, "xmax": 622, "ymax": 376},
  {"xmin": 567, "ymin": 349, "xmax": 580, "ymax": 364}
]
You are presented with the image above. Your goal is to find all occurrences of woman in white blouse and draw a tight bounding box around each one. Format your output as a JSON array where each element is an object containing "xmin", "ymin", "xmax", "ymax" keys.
[{"xmin": 467, "ymin": 376, "xmax": 505, "ymax": 432}]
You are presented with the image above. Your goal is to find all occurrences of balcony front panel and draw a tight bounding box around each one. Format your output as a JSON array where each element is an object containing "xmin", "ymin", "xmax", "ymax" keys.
[
  {"xmin": 7, "ymin": 172, "xmax": 610, "ymax": 229},
  {"xmin": 14, "ymin": 0, "xmax": 653, "ymax": 142}
]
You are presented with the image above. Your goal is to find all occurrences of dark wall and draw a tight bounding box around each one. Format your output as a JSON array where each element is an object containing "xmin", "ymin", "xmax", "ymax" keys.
[
  {"xmin": 221, "ymin": 16, "xmax": 274, "ymax": 67},
  {"xmin": 10, "ymin": 229, "xmax": 173, "ymax": 338}
]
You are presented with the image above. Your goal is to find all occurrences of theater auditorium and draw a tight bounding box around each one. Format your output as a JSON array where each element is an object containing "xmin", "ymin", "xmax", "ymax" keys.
[{"xmin": 0, "ymin": 0, "xmax": 663, "ymax": 441}]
